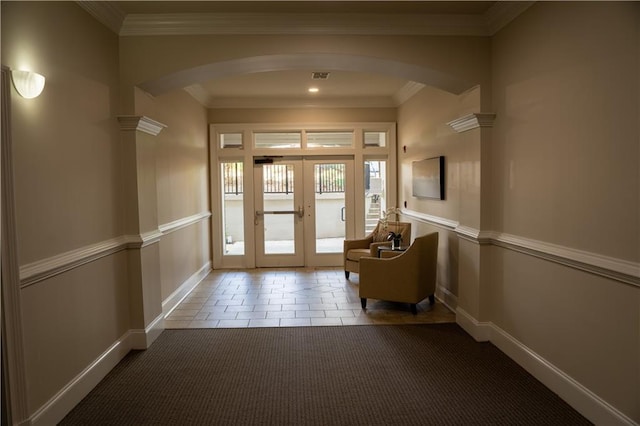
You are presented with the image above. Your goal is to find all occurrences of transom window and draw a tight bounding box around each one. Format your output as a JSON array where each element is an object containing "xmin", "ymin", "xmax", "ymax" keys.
[{"xmin": 254, "ymin": 132, "xmax": 301, "ymax": 149}]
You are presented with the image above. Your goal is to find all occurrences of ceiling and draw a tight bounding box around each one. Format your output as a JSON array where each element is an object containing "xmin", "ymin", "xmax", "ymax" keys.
[
  {"xmin": 112, "ymin": 1, "xmax": 497, "ymax": 15},
  {"xmin": 81, "ymin": 1, "xmax": 529, "ymax": 109}
]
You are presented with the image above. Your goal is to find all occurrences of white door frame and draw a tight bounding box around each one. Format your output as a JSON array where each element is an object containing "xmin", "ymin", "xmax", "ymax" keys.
[
  {"xmin": 253, "ymin": 157, "xmax": 305, "ymax": 268},
  {"xmin": 210, "ymin": 122, "xmax": 396, "ymax": 270},
  {"xmin": 302, "ymin": 156, "xmax": 355, "ymax": 267}
]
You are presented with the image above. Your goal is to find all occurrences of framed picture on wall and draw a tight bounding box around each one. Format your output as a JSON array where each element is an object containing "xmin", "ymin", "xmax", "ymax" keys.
[{"xmin": 412, "ymin": 156, "xmax": 445, "ymax": 200}]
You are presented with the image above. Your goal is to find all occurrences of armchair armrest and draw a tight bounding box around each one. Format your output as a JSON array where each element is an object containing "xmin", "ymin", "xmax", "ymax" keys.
[
  {"xmin": 344, "ymin": 235, "xmax": 374, "ymax": 252},
  {"xmin": 369, "ymin": 241, "xmax": 392, "ymax": 257}
]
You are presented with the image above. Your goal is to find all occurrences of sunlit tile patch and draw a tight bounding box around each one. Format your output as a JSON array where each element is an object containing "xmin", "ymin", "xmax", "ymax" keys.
[{"xmin": 165, "ymin": 267, "xmax": 455, "ymax": 329}]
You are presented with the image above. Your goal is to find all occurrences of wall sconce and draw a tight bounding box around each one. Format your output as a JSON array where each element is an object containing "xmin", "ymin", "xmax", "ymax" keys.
[{"xmin": 11, "ymin": 70, "xmax": 45, "ymax": 99}]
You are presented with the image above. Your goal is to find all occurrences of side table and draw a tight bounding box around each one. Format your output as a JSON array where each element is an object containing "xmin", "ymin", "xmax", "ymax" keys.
[{"xmin": 377, "ymin": 246, "xmax": 408, "ymax": 258}]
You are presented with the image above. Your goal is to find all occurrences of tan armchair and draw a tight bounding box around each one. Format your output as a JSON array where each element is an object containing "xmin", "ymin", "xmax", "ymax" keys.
[
  {"xmin": 359, "ymin": 232, "xmax": 438, "ymax": 314},
  {"xmin": 343, "ymin": 221, "xmax": 411, "ymax": 279}
]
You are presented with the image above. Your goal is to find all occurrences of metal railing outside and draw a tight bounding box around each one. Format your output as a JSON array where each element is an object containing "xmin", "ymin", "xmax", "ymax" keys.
[{"xmin": 223, "ymin": 163, "xmax": 346, "ymax": 194}]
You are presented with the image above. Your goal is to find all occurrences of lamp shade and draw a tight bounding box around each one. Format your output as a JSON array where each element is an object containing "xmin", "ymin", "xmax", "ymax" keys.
[{"xmin": 11, "ymin": 70, "xmax": 45, "ymax": 99}]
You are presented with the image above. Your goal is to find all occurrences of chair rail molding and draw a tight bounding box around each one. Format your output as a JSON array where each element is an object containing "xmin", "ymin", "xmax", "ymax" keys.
[
  {"xmin": 401, "ymin": 208, "xmax": 458, "ymax": 230},
  {"xmin": 125, "ymin": 229, "xmax": 163, "ymax": 249},
  {"xmin": 158, "ymin": 211, "xmax": 212, "ymax": 235},
  {"xmin": 19, "ymin": 237, "xmax": 129, "ymax": 288},
  {"xmin": 404, "ymin": 210, "xmax": 639, "ymax": 287},
  {"xmin": 117, "ymin": 115, "xmax": 167, "ymax": 136},
  {"xmin": 19, "ymin": 229, "xmax": 166, "ymax": 288},
  {"xmin": 447, "ymin": 112, "xmax": 496, "ymax": 133},
  {"xmin": 490, "ymin": 232, "xmax": 639, "ymax": 288}
]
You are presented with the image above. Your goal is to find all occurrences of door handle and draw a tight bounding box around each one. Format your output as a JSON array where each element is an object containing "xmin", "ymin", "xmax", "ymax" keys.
[
  {"xmin": 256, "ymin": 206, "xmax": 304, "ymax": 218},
  {"xmin": 341, "ymin": 206, "xmax": 346, "ymax": 222}
]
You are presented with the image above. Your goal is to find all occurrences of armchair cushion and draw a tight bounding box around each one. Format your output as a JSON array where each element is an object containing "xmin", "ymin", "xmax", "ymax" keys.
[
  {"xmin": 343, "ymin": 221, "xmax": 412, "ymax": 279},
  {"xmin": 359, "ymin": 232, "xmax": 439, "ymax": 312},
  {"xmin": 346, "ymin": 248, "xmax": 371, "ymax": 262},
  {"xmin": 372, "ymin": 228, "xmax": 391, "ymax": 242}
]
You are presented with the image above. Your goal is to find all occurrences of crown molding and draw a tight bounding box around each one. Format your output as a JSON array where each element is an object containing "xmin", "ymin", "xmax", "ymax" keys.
[
  {"xmin": 447, "ymin": 113, "xmax": 496, "ymax": 133},
  {"xmin": 76, "ymin": 1, "xmax": 126, "ymax": 34},
  {"xmin": 81, "ymin": 2, "xmax": 531, "ymax": 37},
  {"xmin": 120, "ymin": 12, "xmax": 489, "ymax": 36},
  {"xmin": 117, "ymin": 116, "xmax": 167, "ymax": 136}
]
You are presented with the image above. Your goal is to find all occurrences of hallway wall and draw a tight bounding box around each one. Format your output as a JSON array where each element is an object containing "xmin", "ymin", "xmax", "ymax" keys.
[
  {"xmin": 1, "ymin": 1, "xmax": 128, "ymax": 417},
  {"xmin": 394, "ymin": 3, "xmax": 639, "ymax": 423},
  {"xmin": 397, "ymin": 85, "xmax": 483, "ymax": 308},
  {"xmin": 134, "ymin": 88, "xmax": 211, "ymax": 312},
  {"xmin": 2, "ymin": 1, "xmax": 638, "ymax": 424},
  {"xmin": 487, "ymin": 2, "xmax": 639, "ymax": 422}
]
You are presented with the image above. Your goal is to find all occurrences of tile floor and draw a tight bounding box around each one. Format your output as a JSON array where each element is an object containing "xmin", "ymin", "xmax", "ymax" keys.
[{"xmin": 165, "ymin": 267, "xmax": 455, "ymax": 329}]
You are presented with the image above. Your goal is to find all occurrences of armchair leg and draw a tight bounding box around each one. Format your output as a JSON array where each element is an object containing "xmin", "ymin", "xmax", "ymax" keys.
[
  {"xmin": 410, "ymin": 304, "xmax": 417, "ymax": 315},
  {"xmin": 360, "ymin": 298, "xmax": 367, "ymax": 310},
  {"xmin": 428, "ymin": 294, "xmax": 435, "ymax": 305},
  {"xmin": 345, "ymin": 271, "xmax": 350, "ymax": 279}
]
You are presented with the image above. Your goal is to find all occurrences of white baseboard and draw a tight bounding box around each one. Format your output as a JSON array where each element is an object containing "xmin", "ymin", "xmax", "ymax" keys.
[
  {"xmin": 30, "ymin": 331, "xmax": 134, "ymax": 426},
  {"xmin": 436, "ymin": 284, "xmax": 458, "ymax": 312},
  {"xmin": 129, "ymin": 313, "xmax": 165, "ymax": 350},
  {"xmin": 455, "ymin": 307, "xmax": 491, "ymax": 342},
  {"xmin": 162, "ymin": 261, "xmax": 212, "ymax": 317},
  {"xmin": 457, "ymin": 310, "xmax": 638, "ymax": 426},
  {"xmin": 30, "ymin": 311, "xmax": 168, "ymax": 425}
]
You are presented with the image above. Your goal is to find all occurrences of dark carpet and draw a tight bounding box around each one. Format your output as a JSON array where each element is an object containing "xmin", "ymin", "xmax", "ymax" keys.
[{"xmin": 60, "ymin": 324, "xmax": 591, "ymax": 425}]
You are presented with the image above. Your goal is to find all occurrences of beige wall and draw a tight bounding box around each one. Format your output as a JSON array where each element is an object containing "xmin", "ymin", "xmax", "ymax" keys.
[
  {"xmin": 398, "ymin": 85, "xmax": 481, "ymax": 227},
  {"xmin": 396, "ymin": 85, "xmax": 482, "ymax": 302},
  {"xmin": 491, "ymin": 1, "xmax": 639, "ymax": 261},
  {"xmin": 488, "ymin": 2, "xmax": 639, "ymax": 421},
  {"xmin": 2, "ymin": 1, "xmax": 123, "ymax": 263},
  {"xmin": 20, "ymin": 253, "xmax": 129, "ymax": 411},
  {"xmin": 1, "ymin": 1, "xmax": 129, "ymax": 414},
  {"xmin": 135, "ymin": 89, "xmax": 209, "ymax": 225},
  {"xmin": 134, "ymin": 88, "xmax": 211, "ymax": 304}
]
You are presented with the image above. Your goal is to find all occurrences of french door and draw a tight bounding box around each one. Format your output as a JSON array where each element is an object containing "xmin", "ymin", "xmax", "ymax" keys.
[{"xmin": 253, "ymin": 157, "xmax": 354, "ymax": 267}]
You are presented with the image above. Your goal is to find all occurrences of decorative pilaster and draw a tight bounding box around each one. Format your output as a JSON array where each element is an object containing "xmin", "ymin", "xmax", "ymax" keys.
[
  {"xmin": 447, "ymin": 113, "xmax": 496, "ymax": 133},
  {"xmin": 117, "ymin": 115, "xmax": 167, "ymax": 136},
  {"xmin": 117, "ymin": 114, "xmax": 166, "ymax": 347}
]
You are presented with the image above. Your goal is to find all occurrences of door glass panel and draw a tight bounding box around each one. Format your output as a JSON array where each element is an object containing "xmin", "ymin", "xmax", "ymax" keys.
[
  {"xmin": 314, "ymin": 163, "xmax": 346, "ymax": 253},
  {"xmin": 255, "ymin": 132, "xmax": 301, "ymax": 149},
  {"xmin": 307, "ymin": 132, "xmax": 353, "ymax": 148},
  {"xmin": 364, "ymin": 160, "xmax": 387, "ymax": 235},
  {"xmin": 263, "ymin": 164, "xmax": 295, "ymax": 254},
  {"xmin": 221, "ymin": 161, "xmax": 244, "ymax": 255}
]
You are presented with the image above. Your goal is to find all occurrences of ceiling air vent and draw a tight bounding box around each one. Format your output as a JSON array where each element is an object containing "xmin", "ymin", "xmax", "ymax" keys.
[{"xmin": 311, "ymin": 72, "xmax": 330, "ymax": 80}]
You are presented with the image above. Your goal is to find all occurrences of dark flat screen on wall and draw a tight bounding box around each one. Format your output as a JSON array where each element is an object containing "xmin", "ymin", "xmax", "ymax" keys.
[{"xmin": 412, "ymin": 156, "xmax": 445, "ymax": 200}]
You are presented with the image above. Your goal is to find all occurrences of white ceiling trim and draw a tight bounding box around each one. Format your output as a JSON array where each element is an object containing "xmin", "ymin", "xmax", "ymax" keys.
[
  {"xmin": 119, "ymin": 12, "xmax": 488, "ymax": 36},
  {"xmin": 79, "ymin": 2, "xmax": 533, "ymax": 37},
  {"xmin": 76, "ymin": 1, "xmax": 126, "ymax": 34}
]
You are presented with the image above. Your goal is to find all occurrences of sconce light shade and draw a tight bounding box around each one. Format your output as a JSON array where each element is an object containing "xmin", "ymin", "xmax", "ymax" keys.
[{"xmin": 11, "ymin": 70, "xmax": 46, "ymax": 99}]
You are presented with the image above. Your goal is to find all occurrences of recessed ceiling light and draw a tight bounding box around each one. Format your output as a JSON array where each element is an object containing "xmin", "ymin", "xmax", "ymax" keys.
[{"xmin": 308, "ymin": 87, "xmax": 319, "ymax": 93}]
